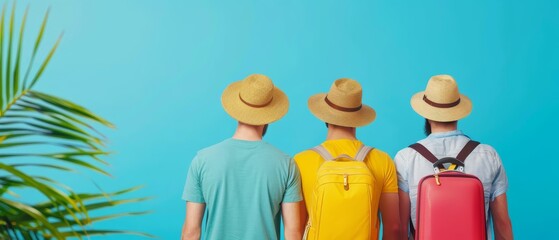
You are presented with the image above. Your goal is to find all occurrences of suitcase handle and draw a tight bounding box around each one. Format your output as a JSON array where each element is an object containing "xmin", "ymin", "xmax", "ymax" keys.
[{"xmin": 432, "ymin": 157, "xmax": 464, "ymax": 173}]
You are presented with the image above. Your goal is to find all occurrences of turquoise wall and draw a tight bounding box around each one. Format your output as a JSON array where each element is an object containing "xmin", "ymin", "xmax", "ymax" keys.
[{"xmin": 16, "ymin": 0, "xmax": 559, "ymax": 239}]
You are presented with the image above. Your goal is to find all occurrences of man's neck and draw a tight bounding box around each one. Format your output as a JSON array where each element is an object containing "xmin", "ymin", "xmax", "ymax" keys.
[
  {"xmin": 326, "ymin": 125, "xmax": 357, "ymax": 140},
  {"xmin": 430, "ymin": 122, "xmax": 458, "ymax": 133},
  {"xmin": 232, "ymin": 122, "xmax": 262, "ymax": 141},
  {"xmin": 431, "ymin": 128, "xmax": 458, "ymax": 133}
]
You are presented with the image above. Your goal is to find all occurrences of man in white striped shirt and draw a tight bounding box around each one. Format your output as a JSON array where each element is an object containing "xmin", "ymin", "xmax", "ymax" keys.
[{"xmin": 395, "ymin": 75, "xmax": 513, "ymax": 240}]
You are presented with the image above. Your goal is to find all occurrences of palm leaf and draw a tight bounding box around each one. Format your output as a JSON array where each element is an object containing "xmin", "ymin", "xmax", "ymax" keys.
[
  {"xmin": 27, "ymin": 34, "xmax": 62, "ymax": 90},
  {"xmin": 22, "ymin": 7, "xmax": 48, "ymax": 88},
  {"xmin": 0, "ymin": 4, "xmax": 151, "ymax": 239},
  {"xmin": 13, "ymin": 6, "xmax": 28, "ymax": 95},
  {"xmin": 0, "ymin": 198, "xmax": 64, "ymax": 239},
  {"xmin": 4, "ymin": 3, "xmax": 14, "ymax": 103},
  {"xmin": 0, "ymin": 4, "xmax": 6, "ymax": 110}
]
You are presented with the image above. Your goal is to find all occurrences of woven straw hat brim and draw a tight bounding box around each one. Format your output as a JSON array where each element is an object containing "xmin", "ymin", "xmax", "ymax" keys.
[
  {"xmin": 410, "ymin": 91, "xmax": 472, "ymax": 122},
  {"xmin": 221, "ymin": 81, "xmax": 289, "ymax": 125},
  {"xmin": 308, "ymin": 93, "xmax": 376, "ymax": 127}
]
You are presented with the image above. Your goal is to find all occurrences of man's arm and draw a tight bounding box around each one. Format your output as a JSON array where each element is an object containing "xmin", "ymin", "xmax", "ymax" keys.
[
  {"xmin": 398, "ymin": 190, "xmax": 411, "ymax": 240},
  {"xmin": 298, "ymin": 200, "xmax": 308, "ymax": 233},
  {"xmin": 379, "ymin": 192, "xmax": 400, "ymax": 240},
  {"xmin": 181, "ymin": 202, "xmax": 206, "ymax": 240},
  {"xmin": 282, "ymin": 202, "xmax": 303, "ymax": 240},
  {"xmin": 490, "ymin": 193, "xmax": 513, "ymax": 240}
]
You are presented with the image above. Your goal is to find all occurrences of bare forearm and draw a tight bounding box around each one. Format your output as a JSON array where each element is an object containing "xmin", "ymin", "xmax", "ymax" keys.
[
  {"xmin": 183, "ymin": 202, "xmax": 205, "ymax": 240},
  {"xmin": 494, "ymin": 218, "xmax": 513, "ymax": 240},
  {"xmin": 379, "ymin": 193, "xmax": 400, "ymax": 240},
  {"xmin": 181, "ymin": 226, "xmax": 201, "ymax": 240},
  {"xmin": 491, "ymin": 194, "xmax": 513, "ymax": 240},
  {"xmin": 398, "ymin": 191, "xmax": 410, "ymax": 240},
  {"xmin": 398, "ymin": 221, "xmax": 408, "ymax": 240},
  {"xmin": 282, "ymin": 202, "xmax": 303, "ymax": 240},
  {"xmin": 382, "ymin": 227, "xmax": 400, "ymax": 240},
  {"xmin": 284, "ymin": 228, "xmax": 303, "ymax": 240},
  {"xmin": 299, "ymin": 202, "xmax": 308, "ymax": 235},
  {"xmin": 398, "ymin": 211, "xmax": 409, "ymax": 240}
]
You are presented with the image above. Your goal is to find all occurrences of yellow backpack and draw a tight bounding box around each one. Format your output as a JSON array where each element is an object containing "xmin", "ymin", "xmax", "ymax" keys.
[{"xmin": 303, "ymin": 145, "xmax": 375, "ymax": 240}]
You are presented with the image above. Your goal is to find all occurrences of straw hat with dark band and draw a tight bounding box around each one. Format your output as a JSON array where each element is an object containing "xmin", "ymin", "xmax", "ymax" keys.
[
  {"xmin": 411, "ymin": 74, "xmax": 472, "ymax": 122},
  {"xmin": 308, "ymin": 78, "xmax": 376, "ymax": 127},
  {"xmin": 221, "ymin": 74, "xmax": 289, "ymax": 125}
]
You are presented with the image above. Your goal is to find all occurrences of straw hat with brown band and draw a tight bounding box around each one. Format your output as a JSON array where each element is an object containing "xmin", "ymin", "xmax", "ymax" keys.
[
  {"xmin": 221, "ymin": 74, "xmax": 289, "ymax": 125},
  {"xmin": 308, "ymin": 78, "xmax": 376, "ymax": 128},
  {"xmin": 410, "ymin": 74, "xmax": 473, "ymax": 122}
]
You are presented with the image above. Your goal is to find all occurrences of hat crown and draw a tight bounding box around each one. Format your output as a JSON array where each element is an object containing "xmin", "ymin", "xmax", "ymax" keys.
[
  {"xmin": 239, "ymin": 74, "xmax": 274, "ymax": 106},
  {"xmin": 424, "ymin": 75, "xmax": 460, "ymax": 104},
  {"xmin": 327, "ymin": 78, "xmax": 363, "ymax": 108}
]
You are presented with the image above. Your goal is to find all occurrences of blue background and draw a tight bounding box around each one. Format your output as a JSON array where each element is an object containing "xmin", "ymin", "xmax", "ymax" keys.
[{"xmin": 13, "ymin": 0, "xmax": 558, "ymax": 239}]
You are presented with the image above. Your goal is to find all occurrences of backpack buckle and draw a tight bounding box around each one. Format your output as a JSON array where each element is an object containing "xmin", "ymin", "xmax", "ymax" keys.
[{"xmin": 343, "ymin": 174, "xmax": 349, "ymax": 191}]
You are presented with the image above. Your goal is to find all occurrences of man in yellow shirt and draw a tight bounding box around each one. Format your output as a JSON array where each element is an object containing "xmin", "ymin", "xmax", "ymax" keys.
[{"xmin": 295, "ymin": 78, "xmax": 400, "ymax": 240}]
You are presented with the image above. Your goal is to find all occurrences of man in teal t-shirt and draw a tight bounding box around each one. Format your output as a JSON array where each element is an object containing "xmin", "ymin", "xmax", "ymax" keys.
[{"xmin": 181, "ymin": 74, "xmax": 303, "ymax": 240}]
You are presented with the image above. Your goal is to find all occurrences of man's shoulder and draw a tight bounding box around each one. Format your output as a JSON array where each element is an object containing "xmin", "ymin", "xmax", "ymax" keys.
[
  {"xmin": 294, "ymin": 148, "xmax": 318, "ymax": 158},
  {"xmin": 469, "ymin": 143, "xmax": 502, "ymax": 166},
  {"xmin": 394, "ymin": 138, "xmax": 500, "ymax": 162},
  {"xmin": 204, "ymin": 139, "xmax": 290, "ymax": 157},
  {"xmin": 293, "ymin": 146, "xmax": 325, "ymax": 167},
  {"xmin": 259, "ymin": 142, "xmax": 292, "ymax": 160},
  {"xmin": 369, "ymin": 147, "xmax": 389, "ymax": 158},
  {"xmin": 395, "ymin": 144, "xmax": 419, "ymax": 160},
  {"xmin": 366, "ymin": 148, "xmax": 395, "ymax": 168},
  {"xmin": 196, "ymin": 139, "xmax": 230, "ymax": 155},
  {"xmin": 474, "ymin": 143, "xmax": 498, "ymax": 154},
  {"xmin": 195, "ymin": 140, "xmax": 292, "ymax": 167},
  {"xmin": 293, "ymin": 148, "xmax": 318, "ymax": 165},
  {"xmin": 294, "ymin": 143, "xmax": 392, "ymax": 159}
]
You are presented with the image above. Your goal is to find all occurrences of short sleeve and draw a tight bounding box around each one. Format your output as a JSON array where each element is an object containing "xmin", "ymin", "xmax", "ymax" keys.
[
  {"xmin": 490, "ymin": 151, "xmax": 508, "ymax": 201},
  {"xmin": 382, "ymin": 154, "xmax": 399, "ymax": 193},
  {"xmin": 182, "ymin": 155, "xmax": 205, "ymax": 203},
  {"xmin": 394, "ymin": 151, "xmax": 409, "ymax": 193},
  {"xmin": 283, "ymin": 158, "xmax": 303, "ymax": 203}
]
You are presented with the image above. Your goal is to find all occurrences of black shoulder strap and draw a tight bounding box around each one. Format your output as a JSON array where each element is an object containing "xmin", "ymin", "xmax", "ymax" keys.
[
  {"xmin": 408, "ymin": 143, "xmax": 438, "ymax": 164},
  {"xmin": 455, "ymin": 140, "xmax": 480, "ymax": 162}
]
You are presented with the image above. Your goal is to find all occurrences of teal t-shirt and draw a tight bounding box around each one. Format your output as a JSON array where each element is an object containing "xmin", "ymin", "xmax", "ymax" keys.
[{"xmin": 183, "ymin": 138, "xmax": 302, "ymax": 240}]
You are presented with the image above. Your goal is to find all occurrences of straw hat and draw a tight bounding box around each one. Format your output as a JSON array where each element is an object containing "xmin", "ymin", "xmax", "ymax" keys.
[
  {"xmin": 221, "ymin": 74, "xmax": 289, "ymax": 125},
  {"xmin": 308, "ymin": 78, "xmax": 376, "ymax": 127},
  {"xmin": 410, "ymin": 75, "xmax": 472, "ymax": 122}
]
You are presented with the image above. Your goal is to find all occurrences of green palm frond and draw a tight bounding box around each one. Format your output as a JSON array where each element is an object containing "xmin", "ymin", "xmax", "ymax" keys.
[{"xmin": 0, "ymin": 4, "xmax": 150, "ymax": 239}]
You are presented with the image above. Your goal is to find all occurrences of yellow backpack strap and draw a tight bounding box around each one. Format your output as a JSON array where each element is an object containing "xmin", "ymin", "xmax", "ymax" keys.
[
  {"xmin": 311, "ymin": 145, "xmax": 334, "ymax": 161},
  {"xmin": 355, "ymin": 145, "xmax": 374, "ymax": 162}
]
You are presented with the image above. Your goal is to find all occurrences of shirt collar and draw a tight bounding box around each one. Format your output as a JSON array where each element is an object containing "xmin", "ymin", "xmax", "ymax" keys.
[{"xmin": 427, "ymin": 130, "xmax": 465, "ymax": 139}]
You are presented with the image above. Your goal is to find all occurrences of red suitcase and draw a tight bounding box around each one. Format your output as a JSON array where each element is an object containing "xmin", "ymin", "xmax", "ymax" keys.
[{"xmin": 410, "ymin": 140, "xmax": 486, "ymax": 240}]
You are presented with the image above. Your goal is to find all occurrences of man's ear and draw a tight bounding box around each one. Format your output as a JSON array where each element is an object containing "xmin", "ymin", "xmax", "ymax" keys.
[{"xmin": 262, "ymin": 124, "xmax": 269, "ymax": 137}]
